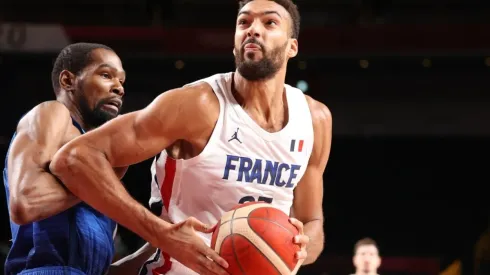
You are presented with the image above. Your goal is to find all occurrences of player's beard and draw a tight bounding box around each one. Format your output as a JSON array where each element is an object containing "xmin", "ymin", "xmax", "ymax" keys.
[
  {"xmin": 235, "ymin": 39, "xmax": 287, "ymax": 81},
  {"xmin": 79, "ymin": 95, "xmax": 122, "ymax": 129}
]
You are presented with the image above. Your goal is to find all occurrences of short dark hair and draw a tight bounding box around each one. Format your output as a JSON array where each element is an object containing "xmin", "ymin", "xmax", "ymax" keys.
[
  {"xmin": 238, "ymin": 0, "xmax": 300, "ymax": 39},
  {"xmin": 354, "ymin": 238, "xmax": 379, "ymax": 254},
  {"xmin": 51, "ymin": 42, "xmax": 113, "ymax": 95}
]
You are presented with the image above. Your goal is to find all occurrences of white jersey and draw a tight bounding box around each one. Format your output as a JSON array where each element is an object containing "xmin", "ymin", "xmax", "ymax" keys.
[{"xmin": 140, "ymin": 72, "xmax": 314, "ymax": 275}]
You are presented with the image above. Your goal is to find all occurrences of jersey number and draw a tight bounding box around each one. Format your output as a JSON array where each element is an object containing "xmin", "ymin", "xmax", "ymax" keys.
[{"xmin": 238, "ymin": 196, "xmax": 273, "ymax": 204}]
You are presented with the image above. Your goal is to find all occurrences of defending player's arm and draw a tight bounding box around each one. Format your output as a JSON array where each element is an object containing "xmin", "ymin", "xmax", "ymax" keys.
[
  {"xmin": 50, "ymin": 84, "xmax": 229, "ymax": 275},
  {"xmin": 7, "ymin": 101, "xmax": 80, "ymax": 224},
  {"xmin": 290, "ymin": 98, "xmax": 332, "ymax": 265},
  {"xmin": 50, "ymin": 87, "xmax": 194, "ymax": 243}
]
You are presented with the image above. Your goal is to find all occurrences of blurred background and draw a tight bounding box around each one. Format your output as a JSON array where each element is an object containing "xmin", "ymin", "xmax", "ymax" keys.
[{"xmin": 0, "ymin": 0, "xmax": 489, "ymax": 274}]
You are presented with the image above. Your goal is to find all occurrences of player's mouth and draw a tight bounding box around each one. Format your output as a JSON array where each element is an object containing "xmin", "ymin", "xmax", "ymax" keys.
[
  {"xmin": 101, "ymin": 98, "xmax": 122, "ymax": 114},
  {"xmin": 244, "ymin": 43, "xmax": 262, "ymax": 52}
]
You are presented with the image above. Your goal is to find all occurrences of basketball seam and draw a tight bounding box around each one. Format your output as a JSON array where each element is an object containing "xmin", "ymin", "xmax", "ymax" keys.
[
  {"xmin": 219, "ymin": 204, "xmax": 295, "ymax": 274},
  {"xmin": 223, "ymin": 216, "xmax": 296, "ymax": 236},
  {"xmin": 247, "ymin": 209, "xmax": 297, "ymax": 271},
  {"xmin": 220, "ymin": 216, "xmax": 296, "ymax": 236},
  {"xmin": 234, "ymin": 232, "xmax": 282, "ymax": 275},
  {"xmin": 230, "ymin": 209, "xmax": 246, "ymax": 275},
  {"xmin": 249, "ymin": 217, "xmax": 296, "ymax": 235}
]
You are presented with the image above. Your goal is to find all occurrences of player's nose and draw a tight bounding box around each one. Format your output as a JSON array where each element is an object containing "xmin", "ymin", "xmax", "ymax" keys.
[
  {"xmin": 111, "ymin": 86, "xmax": 124, "ymax": 97},
  {"xmin": 247, "ymin": 22, "xmax": 261, "ymax": 38},
  {"xmin": 111, "ymin": 81, "xmax": 125, "ymax": 97}
]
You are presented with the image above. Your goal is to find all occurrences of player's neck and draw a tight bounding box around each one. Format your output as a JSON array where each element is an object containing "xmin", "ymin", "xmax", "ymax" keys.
[
  {"xmin": 56, "ymin": 96, "xmax": 90, "ymax": 132},
  {"xmin": 232, "ymin": 71, "xmax": 287, "ymax": 120}
]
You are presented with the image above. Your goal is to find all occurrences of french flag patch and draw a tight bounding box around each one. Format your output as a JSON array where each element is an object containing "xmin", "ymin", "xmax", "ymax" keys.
[{"xmin": 290, "ymin": 139, "xmax": 304, "ymax": 152}]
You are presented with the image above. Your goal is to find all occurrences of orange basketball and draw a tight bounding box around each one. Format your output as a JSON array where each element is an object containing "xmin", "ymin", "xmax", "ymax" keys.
[{"xmin": 211, "ymin": 202, "xmax": 301, "ymax": 275}]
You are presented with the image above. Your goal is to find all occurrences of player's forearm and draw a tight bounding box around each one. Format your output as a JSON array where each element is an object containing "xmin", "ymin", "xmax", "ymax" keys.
[
  {"xmin": 107, "ymin": 242, "xmax": 156, "ymax": 275},
  {"xmin": 302, "ymin": 219, "xmax": 324, "ymax": 265},
  {"xmin": 50, "ymin": 145, "xmax": 170, "ymax": 247},
  {"xmin": 10, "ymin": 172, "xmax": 80, "ymax": 224}
]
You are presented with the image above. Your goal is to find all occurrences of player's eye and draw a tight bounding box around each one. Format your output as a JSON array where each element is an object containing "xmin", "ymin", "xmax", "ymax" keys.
[{"xmin": 101, "ymin": 73, "xmax": 110, "ymax": 79}]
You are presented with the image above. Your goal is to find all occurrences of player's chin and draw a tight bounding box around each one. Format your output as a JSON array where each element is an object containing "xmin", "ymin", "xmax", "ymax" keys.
[
  {"xmin": 107, "ymin": 113, "xmax": 119, "ymax": 121},
  {"xmin": 244, "ymin": 51, "xmax": 263, "ymax": 60},
  {"xmin": 100, "ymin": 105, "xmax": 120, "ymax": 117},
  {"xmin": 98, "ymin": 110, "xmax": 119, "ymax": 122}
]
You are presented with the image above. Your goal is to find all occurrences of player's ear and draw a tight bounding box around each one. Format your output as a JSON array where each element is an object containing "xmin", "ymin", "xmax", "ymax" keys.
[
  {"xmin": 59, "ymin": 70, "xmax": 76, "ymax": 92},
  {"xmin": 233, "ymin": 47, "xmax": 237, "ymax": 57},
  {"xmin": 288, "ymin": 38, "xmax": 298, "ymax": 58}
]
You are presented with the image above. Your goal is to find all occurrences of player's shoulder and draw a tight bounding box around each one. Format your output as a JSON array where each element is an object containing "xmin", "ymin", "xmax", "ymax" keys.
[
  {"xmin": 18, "ymin": 101, "xmax": 71, "ymax": 130},
  {"xmin": 179, "ymin": 80, "xmax": 220, "ymax": 126},
  {"xmin": 157, "ymin": 80, "xmax": 219, "ymax": 117},
  {"xmin": 155, "ymin": 81, "xmax": 217, "ymax": 107},
  {"xmin": 25, "ymin": 100, "xmax": 70, "ymax": 119},
  {"xmin": 304, "ymin": 95, "xmax": 332, "ymax": 127},
  {"xmin": 148, "ymin": 80, "xmax": 219, "ymax": 134},
  {"xmin": 180, "ymin": 80, "xmax": 219, "ymax": 107}
]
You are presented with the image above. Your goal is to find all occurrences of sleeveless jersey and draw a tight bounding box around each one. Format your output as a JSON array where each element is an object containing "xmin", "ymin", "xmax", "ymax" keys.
[
  {"xmin": 141, "ymin": 72, "xmax": 314, "ymax": 275},
  {"xmin": 3, "ymin": 118, "xmax": 117, "ymax": 275}
]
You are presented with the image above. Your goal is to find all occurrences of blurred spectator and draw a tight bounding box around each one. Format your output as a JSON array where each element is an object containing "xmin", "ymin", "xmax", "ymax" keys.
[{"xmin": 351, "ymin": 238, "xmax": 381, "ymax": 275}]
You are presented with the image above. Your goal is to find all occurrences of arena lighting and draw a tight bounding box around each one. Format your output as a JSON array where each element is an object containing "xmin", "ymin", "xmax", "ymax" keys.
[
  {"xmin": 359, "ymin": 59, "xmax": 369, "ymax": 69},
  {"xmin": 422, "ymin": 58, "xmax": 432, "ymax": 68},
  {"xmin": 296, "ymin": 80, "xmax": 308, "ymax": 93},
  {"xmin": 175, "ymin": 60, "xmax": 185, "ymax": 70}
]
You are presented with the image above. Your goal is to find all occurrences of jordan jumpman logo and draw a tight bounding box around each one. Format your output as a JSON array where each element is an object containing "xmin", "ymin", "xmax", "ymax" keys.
[{"xmin": 228, "ymin": 127, "xmax": 242, "ymax": 143}]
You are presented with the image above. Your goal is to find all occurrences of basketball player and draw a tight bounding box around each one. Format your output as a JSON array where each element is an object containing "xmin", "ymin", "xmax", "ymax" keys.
[
  {"xmin": 3, "ymin": 43, "xmax": 155, "ymax": 275},
  {"xmin": 50, "ymin": 0, "xmax": 331, "ymax": 274},
  {"xmin": 351, "ymin": 238, "xmax": 381, "ymax": 275}
]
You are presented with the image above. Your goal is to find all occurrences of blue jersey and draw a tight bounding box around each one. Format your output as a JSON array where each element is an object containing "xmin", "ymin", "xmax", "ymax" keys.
[{"xmin": 3, "ymin": 118, "xmax": 116, "ymax": 275}]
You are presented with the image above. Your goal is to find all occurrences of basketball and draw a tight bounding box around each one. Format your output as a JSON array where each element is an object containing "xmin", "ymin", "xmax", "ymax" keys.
[{"xmin": 211, "ymin": 202, "xmax": 301, "ymax": 275}]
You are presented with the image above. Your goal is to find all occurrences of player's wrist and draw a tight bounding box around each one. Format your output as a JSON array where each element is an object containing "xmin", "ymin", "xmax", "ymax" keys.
[{"xmin": 146, "ymin": 217, "xmax": 172, "ymax": 248}]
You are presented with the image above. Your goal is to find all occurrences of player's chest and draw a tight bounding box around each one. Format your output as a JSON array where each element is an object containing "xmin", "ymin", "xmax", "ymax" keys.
[{"xmin": 196, "ymin": 128, "xmax": 310, "ymax": 189}]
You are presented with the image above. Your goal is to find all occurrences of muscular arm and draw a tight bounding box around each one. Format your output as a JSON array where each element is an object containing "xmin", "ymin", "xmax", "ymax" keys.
[
  {"xmin": 291, "ymin": 97, "xmax": 332, "ymax": 265},
  {"xmin": 50, "ymin": 83, "xmax": 217, "ymax": 248},
  {"xmin": 7, "ymin": 101, "xmax": 80, "ymax": 224}
]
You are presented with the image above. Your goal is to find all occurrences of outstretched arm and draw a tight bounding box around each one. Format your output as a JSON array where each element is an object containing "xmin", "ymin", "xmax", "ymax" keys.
[
  {"xmin": 7, "ymin": 101, "xmax": 80, "ymax": 224},
  {"xmin": 291, "ymin": 98, "xmax": 332, "ymax": 265},
  {"xmin": 50, "ymin": 83, "xmax": 228, "ymax": 275}
]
